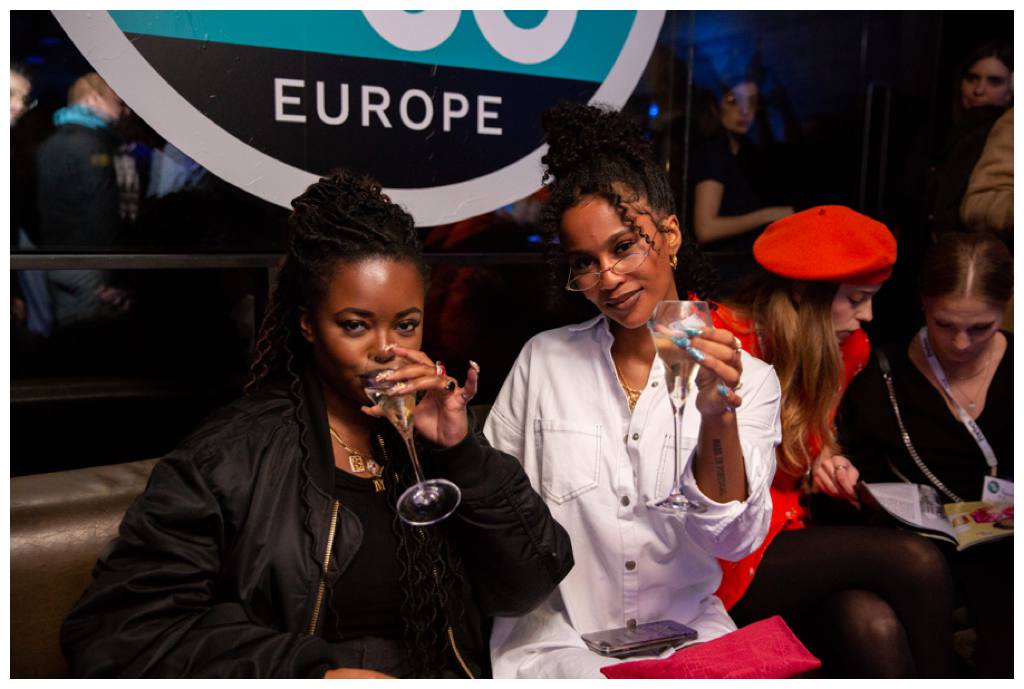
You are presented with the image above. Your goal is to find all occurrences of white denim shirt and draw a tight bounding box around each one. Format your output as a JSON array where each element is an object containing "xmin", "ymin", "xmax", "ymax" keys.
[{"xmin": 484, "ymin": 315, "xmax": 781, "ymax": 678}]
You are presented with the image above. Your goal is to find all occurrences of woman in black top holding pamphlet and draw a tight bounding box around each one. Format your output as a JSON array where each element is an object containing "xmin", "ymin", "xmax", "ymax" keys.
[{"xmin": 838, "ymin": 232, "xmax": 1012, "ymax": 677}]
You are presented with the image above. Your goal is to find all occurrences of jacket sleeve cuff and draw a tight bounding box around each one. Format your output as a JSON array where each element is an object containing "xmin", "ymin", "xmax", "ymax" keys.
[{"xmin": 423, "ymin": 430, "xmax": 489, "ymax": 491}]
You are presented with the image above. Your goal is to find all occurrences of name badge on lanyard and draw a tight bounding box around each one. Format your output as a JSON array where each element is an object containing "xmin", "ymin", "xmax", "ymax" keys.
[{"xmin": 982, "ymin": 476, "xmax": 1013, "ymax": 504}]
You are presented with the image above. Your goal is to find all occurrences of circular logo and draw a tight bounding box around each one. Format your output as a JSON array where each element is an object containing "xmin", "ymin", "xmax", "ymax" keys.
[{"xmin": 55, "ymin": 10, "xmax": 664, "ymax": 226}]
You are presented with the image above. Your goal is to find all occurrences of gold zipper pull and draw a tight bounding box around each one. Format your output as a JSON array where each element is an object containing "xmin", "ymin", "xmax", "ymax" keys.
[
  {"xmin": 373, "ymin": 477, "xmax": 385, "ymax": 492},
  {"xmin": 447, "ymin": 625, "xmax": 475, "ymax": 678}
]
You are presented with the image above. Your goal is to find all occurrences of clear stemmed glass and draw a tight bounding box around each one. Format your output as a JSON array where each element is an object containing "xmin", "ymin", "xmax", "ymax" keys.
[
  {"xmin": 648, "ymin": 300, "xmax": 713, "ymax": 514},
  {"xmin": 361, "ymin": 364, "xmax": 461, "ymax": 526}
]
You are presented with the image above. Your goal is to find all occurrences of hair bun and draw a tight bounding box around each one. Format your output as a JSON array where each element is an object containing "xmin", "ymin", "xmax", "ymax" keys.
[{"xmin": 541, "ymin": 102, "xmax": 650, "ymax": 181}]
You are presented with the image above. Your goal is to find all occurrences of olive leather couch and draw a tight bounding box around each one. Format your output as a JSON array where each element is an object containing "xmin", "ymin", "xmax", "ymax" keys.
[{"xmin": 10, "ymin": 458, "xmax": 159, "ymax": 678}]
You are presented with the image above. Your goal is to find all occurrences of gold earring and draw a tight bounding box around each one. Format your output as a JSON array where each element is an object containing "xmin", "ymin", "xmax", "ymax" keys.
[{"xmin": 669, "ymin": 254, "xmax": 678, "ymax": 270}]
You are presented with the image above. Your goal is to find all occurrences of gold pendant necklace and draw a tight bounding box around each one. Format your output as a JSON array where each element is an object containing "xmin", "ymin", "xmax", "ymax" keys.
[
  {"xmin": 613, "ymin": 358, "xmax": 643, "ymax": 412},
  {"xmin": 946, "ymin": 343, "xmax": 995, "ymax": 412},
  {"xmin": 329, "ymin": 426, "xmax": 384, "ymax": 485},
  {"xmin": 953, "ymin": 380, "xmax": 982, "ymax": 412}
]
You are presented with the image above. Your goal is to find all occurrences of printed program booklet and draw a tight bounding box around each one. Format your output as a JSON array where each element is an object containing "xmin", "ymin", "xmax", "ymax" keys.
[{"xmin": 856, "ymin": 482, "xmax": 1013, "ymax": 551}]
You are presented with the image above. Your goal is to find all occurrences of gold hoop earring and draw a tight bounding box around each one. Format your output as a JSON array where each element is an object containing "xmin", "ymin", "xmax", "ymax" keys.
[{"xmin": 669, "ymin": 254, "xmax": 678, "ymax": 270}]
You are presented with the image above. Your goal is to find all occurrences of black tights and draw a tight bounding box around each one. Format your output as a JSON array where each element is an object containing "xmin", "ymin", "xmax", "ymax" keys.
[
  {"xmin": 949, "ymin": 538, "xmax": 1013, "ymax": 678},
  {"xmin": 729, "ymin": 526, "xmax": 955, "ymax": 678}
]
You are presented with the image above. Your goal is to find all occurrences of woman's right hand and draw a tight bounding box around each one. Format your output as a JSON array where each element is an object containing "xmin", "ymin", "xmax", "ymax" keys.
[
  {"xmin": 323, "ymin": 668, "xmax": 394, "ymax": 679},
  {"xmin": 761, "ymin": 206, "xmax": 795, "ymax": 225}
]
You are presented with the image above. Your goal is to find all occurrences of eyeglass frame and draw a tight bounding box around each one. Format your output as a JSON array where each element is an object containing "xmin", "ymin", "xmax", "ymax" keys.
[{"xmin": 564, "ymin": 242, "xmax": 655, "ymax": 292}]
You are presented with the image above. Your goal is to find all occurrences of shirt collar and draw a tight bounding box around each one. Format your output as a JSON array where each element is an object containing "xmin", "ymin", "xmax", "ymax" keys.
[{"xmin": 567, "ymin": 313, "xmax": 608, "ymax": 334}]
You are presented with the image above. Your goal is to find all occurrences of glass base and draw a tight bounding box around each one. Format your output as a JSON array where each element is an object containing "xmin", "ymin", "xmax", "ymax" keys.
[
  {"xmin": 397, "ymin": 478, "xmax": 461, "ymax": 526},
  {"xmin": 652, "ymin": 492, "xmax": 706, "ymax": 514}
]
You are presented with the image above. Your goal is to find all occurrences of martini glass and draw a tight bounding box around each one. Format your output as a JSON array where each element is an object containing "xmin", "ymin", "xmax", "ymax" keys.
[
  {"xmin": 648, "ymin": 301, "xmax": 713, "ymax": 514},
  {"xmin": 361, "ymin": 365, "xmax": 461, "ymax": 525}
]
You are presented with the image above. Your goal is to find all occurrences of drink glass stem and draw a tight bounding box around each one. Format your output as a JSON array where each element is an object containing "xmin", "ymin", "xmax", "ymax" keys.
[
  {"xmin": 671, "ymin": 401, "xmax": 685, "ymax": 496},
  {"xmin": 399, "ymin": 428, "xmax": 427, "ymax": 484}
]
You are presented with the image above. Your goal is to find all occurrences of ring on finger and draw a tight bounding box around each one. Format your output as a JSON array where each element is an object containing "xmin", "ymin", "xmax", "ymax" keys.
[{"xmin": 443, "ymin": 376, "xmax": 457, "ymax": 393}]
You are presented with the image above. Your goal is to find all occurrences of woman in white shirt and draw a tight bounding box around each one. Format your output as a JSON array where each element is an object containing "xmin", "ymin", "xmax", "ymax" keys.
[{"xmin": 484, "ymin": 103, "xmax": 782, "ymax": 678}]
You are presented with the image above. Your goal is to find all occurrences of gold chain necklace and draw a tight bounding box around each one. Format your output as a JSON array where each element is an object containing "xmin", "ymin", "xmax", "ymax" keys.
[
  {"xmin": 612, "ymin": 358, "xmax": 644, "ymax": 412},
  {"xmin": 945, "ymin": 342, "xmax": 996, "ymax": 411},
  {"xmin": 329, "ymin": 427, "xmax": 384, "ymax": 487},
  {"xmin": 952, "ymin": 371, "xmax": 990, "ymax": 412}
]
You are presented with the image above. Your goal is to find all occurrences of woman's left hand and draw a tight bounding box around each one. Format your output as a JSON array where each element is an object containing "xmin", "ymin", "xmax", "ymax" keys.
[
  {"xmin": 361, "ymin": 347, "xmax": 480, "ymax": 448},
  {"xmin": 680, "ymin": 326, "xmax": 745, "ymax": 416},
  {"xmin": 813, "ymin": 449, "xmax": 861, "ymax": 506}
]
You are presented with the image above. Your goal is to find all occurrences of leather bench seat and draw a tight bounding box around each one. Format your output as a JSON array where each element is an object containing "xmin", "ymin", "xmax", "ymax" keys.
[{"xmin": 10, "ymin": 458, "xmax": 158, "ymax": 678}]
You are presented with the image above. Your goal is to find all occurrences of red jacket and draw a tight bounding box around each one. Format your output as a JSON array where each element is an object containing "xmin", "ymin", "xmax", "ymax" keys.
[{"xmin": 710, "ymin": 303, "xmax": 870, "ymax": 609}]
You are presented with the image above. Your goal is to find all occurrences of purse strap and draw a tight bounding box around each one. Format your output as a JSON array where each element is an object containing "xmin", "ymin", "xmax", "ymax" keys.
[{"xmin": 876, "ymin": 349, "xmax": 964, "ymax": 503}]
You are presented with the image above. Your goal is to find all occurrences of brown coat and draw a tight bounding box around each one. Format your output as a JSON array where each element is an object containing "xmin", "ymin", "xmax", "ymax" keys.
[{"xmin": 961, "ymin": 107, "xmax": 1014, "ymax": 237}]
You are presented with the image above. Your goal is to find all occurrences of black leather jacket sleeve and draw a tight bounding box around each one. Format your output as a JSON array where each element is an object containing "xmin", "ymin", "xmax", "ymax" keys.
[
  {"xmin": 425, "ymin": 429, "xmax": 574, "ymax": 617},
  {"xmin": 60, "ymin": 453, "xmax": 345, "ymax": 678}
]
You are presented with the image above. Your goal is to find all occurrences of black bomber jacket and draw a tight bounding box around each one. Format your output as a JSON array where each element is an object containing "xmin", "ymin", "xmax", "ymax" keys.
[{"xmin": 60, "ymin": 368, "xmax": 574, "ymax": 677}]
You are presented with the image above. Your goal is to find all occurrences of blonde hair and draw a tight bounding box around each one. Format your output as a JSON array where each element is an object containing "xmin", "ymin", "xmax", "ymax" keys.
[
  {"xmin": 730, "ymin": 275, "xmax": 843, "ymax": 478},
  {"xmin": 67, "ymin": 72, "xmax": 118, "ymax": 107}
]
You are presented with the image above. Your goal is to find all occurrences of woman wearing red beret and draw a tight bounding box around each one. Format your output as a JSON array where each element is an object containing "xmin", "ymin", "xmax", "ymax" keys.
[{"xmin": 710, "ymin": 206, "xmax": 956, "ymax": 677}]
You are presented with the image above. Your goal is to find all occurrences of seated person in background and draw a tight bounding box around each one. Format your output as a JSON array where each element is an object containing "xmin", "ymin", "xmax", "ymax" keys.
[
  {"xmin": 485, "ymin": 102, "xmax": 782, "ymax": 678},
  {"xmin": 838, "ymin": 232, "xmax": 1013, "ymax": 678},
  {"xmin": 690, "ymin": 61, "xmax": 794, "ymax": 291},
  {"xmin": 711, "ymin": 206, "xmax": 955, "ymax": 677},
  {"xmin": 60, "ymin": 172, "xmax": 573, "ymax": 678},
  {"xmin": 928, "ymin": 40, "xmax": 1012, "ymax": 239}
]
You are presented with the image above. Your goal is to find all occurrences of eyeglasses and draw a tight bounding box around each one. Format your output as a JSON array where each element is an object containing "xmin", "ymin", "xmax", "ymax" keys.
[{"xmin": 565, "ymin": 245, "xmax": 653, "ymax": 292}]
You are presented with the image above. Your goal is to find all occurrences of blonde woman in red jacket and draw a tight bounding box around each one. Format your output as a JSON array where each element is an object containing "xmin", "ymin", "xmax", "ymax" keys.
[{"xmin": 709, "ymin": 206, "xmax": 956, "ymax": 677}]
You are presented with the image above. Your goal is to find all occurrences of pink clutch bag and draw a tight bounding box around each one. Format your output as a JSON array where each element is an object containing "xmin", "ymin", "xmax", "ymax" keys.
[{"xmin": 600, "ymin": 615, "xmax": 820, "ymax": 679}]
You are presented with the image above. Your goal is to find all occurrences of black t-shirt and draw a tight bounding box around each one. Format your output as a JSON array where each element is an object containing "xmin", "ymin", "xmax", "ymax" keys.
[
  {"xmin": 690, "ymin": 133, "xmax": 767, "ymax": 256},
  {"xmin": 838, "ymin": 333, "xmax": 1013, "ymax": 502},
  {"xmin": 328, "ymin": 468, "xmax": 404, "ymax": 641}
]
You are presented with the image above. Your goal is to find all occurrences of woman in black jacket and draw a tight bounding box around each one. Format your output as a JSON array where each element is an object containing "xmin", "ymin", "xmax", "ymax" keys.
[{"xmin": 60, "ymin": 171, "xmax": 574, "ymax": 678}]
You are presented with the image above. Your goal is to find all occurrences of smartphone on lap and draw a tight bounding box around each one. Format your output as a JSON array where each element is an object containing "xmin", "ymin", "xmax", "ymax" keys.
[{"xmin": 581, "ymin": 620, "xmax": 698, "ymax": 658}]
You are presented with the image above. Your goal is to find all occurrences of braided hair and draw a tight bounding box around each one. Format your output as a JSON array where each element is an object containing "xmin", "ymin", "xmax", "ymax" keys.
[
  {"xmin": 247, "ymin": 171, "xmax": 463, "ymax": 677},
  {"xmin": 247, "ymin": 171, "xmax": 426, "ymax": 390},
  {"xmin": 539, "ymin": 102, "xmax": 719, "ymax": 303}
]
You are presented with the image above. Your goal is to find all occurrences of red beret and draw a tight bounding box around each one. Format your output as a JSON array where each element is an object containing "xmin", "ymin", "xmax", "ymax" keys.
[{"xmin": 753, "ymin": 206, "xmax": 897, "ymax": 285}]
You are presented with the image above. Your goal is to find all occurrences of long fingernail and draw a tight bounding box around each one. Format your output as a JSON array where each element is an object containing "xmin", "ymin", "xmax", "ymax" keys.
[
  {"xmin": 383, "ymin": 343, "xmax": 396, "ymax": 352},
  {"xmin": 684, "ymin": 326, "xmax": 704, "ymax": 337},
  {"xmin": 717, "ymin": 383, "xmax": 731, "ymax": 397},
  {"xmin": 672, "ymin": 335, "xmax": 691, "ymax": 349},
  {"xmin": 469, "ymin": 359, "xmax": 480, "ymax": 372},
  {"xmin": 686, "ymin": 346, "xmax": 705, "ymax": 363},
  {"xmin": 391, "ymin": 381, "xmax": 407, "ymax": 391}
]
